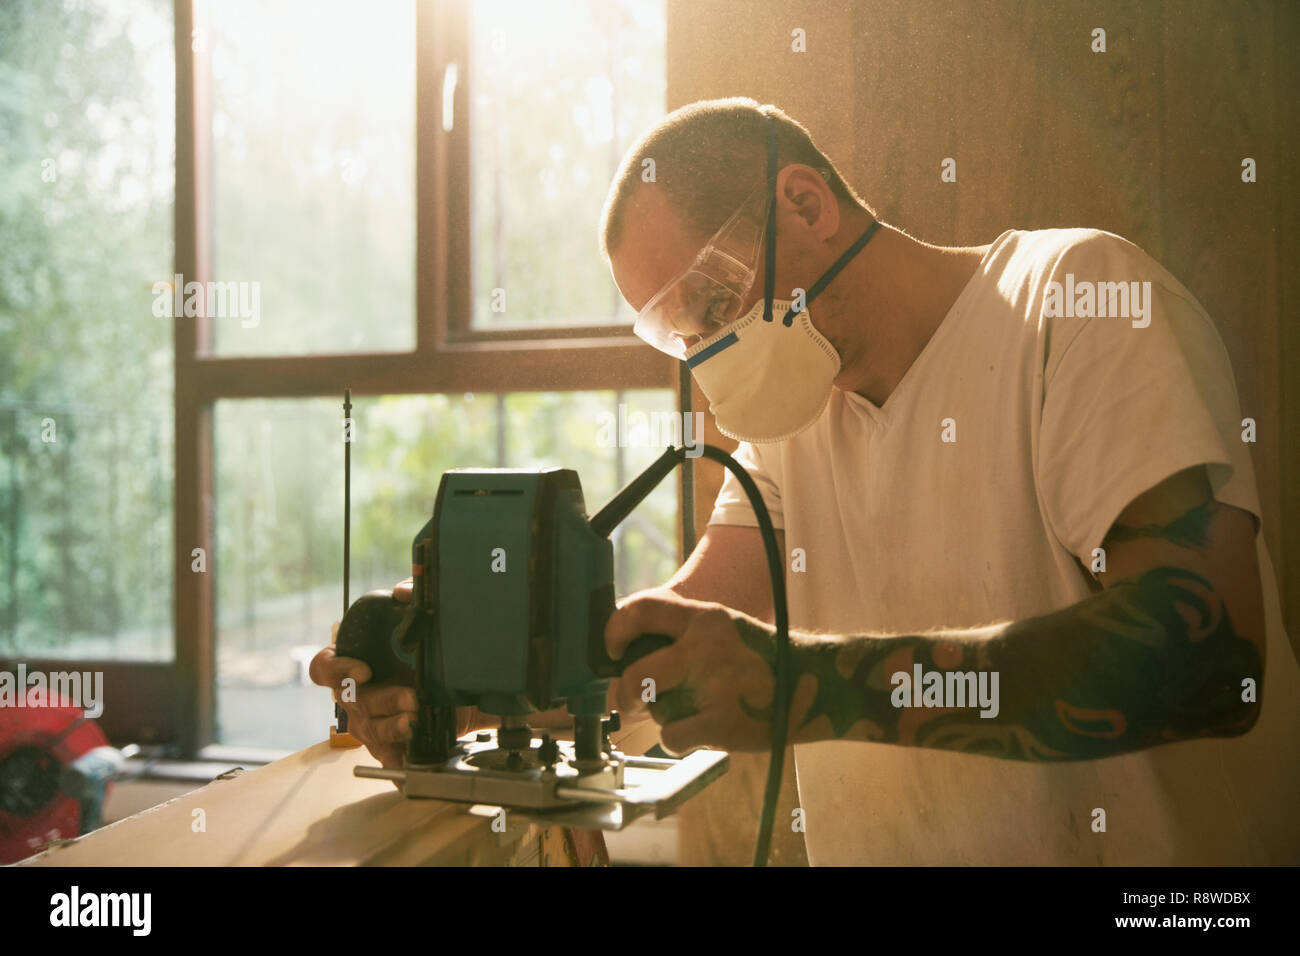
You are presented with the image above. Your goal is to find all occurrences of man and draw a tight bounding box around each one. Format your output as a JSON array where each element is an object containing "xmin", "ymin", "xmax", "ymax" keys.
[{"xmin": 314, "ymin": 97, "xmax": 1300, "ymax": 864}]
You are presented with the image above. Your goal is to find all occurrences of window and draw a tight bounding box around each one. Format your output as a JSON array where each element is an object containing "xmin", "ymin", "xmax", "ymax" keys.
[
  {"xmin": 0, "ymin": 1, "xmax": 175, "ymax": 663},
  {"xmin": 213, "ymin": 391, "xmax": 677, "ymax": 748},
  {"xmin": 1, "ymin": 0, "xmax": 672, "ymax": 753},
  {"xmin": 174, "ymin": 0, "xmax": 674, "ymax": 753},
  {"xmin": 468, "ymin": 0, "xmax": 665, "ymax": 329},
  {"xmin": 208, "ymin": 0, "xmax": 417, "ymax": 356}
]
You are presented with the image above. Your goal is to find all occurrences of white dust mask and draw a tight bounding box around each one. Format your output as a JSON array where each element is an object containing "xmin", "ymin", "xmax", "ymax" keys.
[{"xmin": 685, "ymin": 298, "xmax": 839, "ymax": 443}]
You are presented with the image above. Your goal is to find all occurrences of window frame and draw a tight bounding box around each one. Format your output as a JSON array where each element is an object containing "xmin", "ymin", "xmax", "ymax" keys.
[{"xmin": 171, "ymin": 0, "xmax": 673, "ymax": 755}]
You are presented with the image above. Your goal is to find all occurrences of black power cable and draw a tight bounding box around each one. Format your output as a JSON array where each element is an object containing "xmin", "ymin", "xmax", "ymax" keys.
[{"xmin": 590, "ymin": 443, "xmax": 789, "ymax": 867}]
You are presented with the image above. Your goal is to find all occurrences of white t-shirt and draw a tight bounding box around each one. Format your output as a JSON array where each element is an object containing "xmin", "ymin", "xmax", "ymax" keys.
[{"xmin": 708, "ymin": 227, "xmax": 1300, "ymax": 865}]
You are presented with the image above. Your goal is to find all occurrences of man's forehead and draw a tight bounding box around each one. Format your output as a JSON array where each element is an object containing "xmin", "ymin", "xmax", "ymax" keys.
[{"xmin": 610, "ymin": 186, "xmax": 710, "ymax": 312}]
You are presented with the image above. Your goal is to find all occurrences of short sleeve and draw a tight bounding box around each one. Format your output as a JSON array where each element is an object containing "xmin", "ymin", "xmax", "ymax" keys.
[
  {"xmin": 1037, "ymin": 258, "xmax": 1260, "ymax": 567},
  {"xmin": 706, "ymin": 440, "xmax": 785, "ymax": 531}
]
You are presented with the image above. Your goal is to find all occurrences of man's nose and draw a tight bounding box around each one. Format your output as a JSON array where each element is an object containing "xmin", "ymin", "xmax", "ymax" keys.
[{"xmin": 672, "ymin": 331, "xmax": 703, "ymax": 352}]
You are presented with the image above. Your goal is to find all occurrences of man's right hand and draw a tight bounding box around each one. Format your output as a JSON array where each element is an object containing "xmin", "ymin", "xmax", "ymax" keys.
[
  {"xmin": 392, "ymin": 576, "xmax": 413, "ymax": 604},
  {"xmin": 309, "ymin": 645, "xmax": 416, "ymax": 771},
  {"xmin": 310, "ymin": 577, "xmax": 493, "ymax": 770},
  {"xmin": 310, "ymin": 576, "xmax": 662, "ymax": 767}
]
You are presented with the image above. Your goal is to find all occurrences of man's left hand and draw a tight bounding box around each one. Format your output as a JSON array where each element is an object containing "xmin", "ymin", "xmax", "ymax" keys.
[{"xmin": 605, "ymin": 589, "xmax": 781, "ymax": 754}]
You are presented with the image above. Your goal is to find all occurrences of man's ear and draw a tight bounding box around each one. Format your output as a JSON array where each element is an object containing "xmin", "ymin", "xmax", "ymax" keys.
[{"xmin": 778, "ymin": 164, "xmax": 839, "ymax": 241}]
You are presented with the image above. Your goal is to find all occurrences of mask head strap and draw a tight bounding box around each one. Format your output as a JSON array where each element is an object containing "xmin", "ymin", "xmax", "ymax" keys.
[
  {"xmin": 761, "ymin": 109, "xmax": 882, "ymax": 329},
  {"xmin": 763, "ymin": 112, "xmax": 777, "ymax": 324},
  {"xmin": 788, "ymin": 218, "xmax": 881, "ymax": 324}
]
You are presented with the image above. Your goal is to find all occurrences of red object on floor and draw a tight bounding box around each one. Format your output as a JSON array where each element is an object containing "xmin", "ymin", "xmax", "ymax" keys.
[{"xmin": 0, "ymin": 696, "xmax": 109, "ymax": 864}]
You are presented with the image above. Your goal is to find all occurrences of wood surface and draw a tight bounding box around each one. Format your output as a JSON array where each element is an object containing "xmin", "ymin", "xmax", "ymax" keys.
[
  {"xmin": 22, "ymin": 740, "xmax": 543, "ymax": 867},
  {"xmin": 23, "ymin": 717, "xmax": 663, "ymax": 867}
]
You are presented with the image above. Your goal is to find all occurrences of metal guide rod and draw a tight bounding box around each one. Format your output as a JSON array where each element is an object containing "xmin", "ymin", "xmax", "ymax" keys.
[
  {"xmin": 343, "ymin": 387, "xmax": 352, "ymax": 615},
  {"xmin": 338, "ymin": 387, "xmax": 352, "ymax": 733}
]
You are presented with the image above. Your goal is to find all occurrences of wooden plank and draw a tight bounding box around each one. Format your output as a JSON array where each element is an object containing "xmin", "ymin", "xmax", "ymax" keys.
[
  {"xmin": 24, "ymin": 718, "xmax": 660, "ymax": 866},
  {"xmin": 22, "ymin": 741, "xmax": 540, "ymax": 867}
]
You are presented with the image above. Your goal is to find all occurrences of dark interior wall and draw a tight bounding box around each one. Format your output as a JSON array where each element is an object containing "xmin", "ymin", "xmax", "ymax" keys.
[{"xmin": 665, "ymin": 0, "xmax": 1298, "ymax": 864}]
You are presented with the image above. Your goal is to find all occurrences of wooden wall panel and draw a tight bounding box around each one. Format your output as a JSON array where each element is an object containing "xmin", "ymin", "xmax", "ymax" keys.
[
  {"xmin": 850, "ymin": 2, "xmax": 1166, "ymax": 250},
  {"xmin": 1276, "ymin": 0, "xmax": 1300, "ymax": 665},
  {"xmin": 1159, "ymin": 0, "xmax": 1283, "ymax": 609}
]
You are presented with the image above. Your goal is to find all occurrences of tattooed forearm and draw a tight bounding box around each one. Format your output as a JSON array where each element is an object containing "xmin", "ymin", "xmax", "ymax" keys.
[{"xmin": 732, "ymin": 564, "xmax": 1262, "ymax": 761}]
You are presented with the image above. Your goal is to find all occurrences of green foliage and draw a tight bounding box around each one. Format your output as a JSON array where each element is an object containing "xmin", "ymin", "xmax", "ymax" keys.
[
  {"xmin": 213, "ymin": 389, "xmax": 679, "ymax": 638},
  {"xmin": 0, "ymin": 0, "xmax": 174, "ymax": 658},
  {"xmin": 207, "ymin": 0, "xmax": 416, "ymax": 356},
  {"xmin": 470, "ymin": 0, "xmax": 665, "ymax": 326}
]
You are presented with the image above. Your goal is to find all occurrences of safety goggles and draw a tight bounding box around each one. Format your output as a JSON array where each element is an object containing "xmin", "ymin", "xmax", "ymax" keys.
[{"xmin": 632, "ymin": 183, "xmax": 771, "ymax": 359}]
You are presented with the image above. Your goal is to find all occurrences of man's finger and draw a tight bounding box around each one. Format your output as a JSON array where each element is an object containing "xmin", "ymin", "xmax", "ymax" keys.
[
  {"xmin": 649, "ymin": 685, "xmax": 702, "ymax": 725},
  {"xmin": 358, "ymin": 683, "xmax": 418, "ymax": 717},
  {"xmin": 337, "ymin": 682, "xmax": 417, "ymax": 719},
  {"xmin": 617, "ymin": 647, "xmax": 688, "ymax": 715},
  {"xmin": 368, "ymin": 712, "xmax": 414, "ymax": 745},
  {"xmin": 658, "ymin": 713, "xmax": 713, "ymax": 756},
  {"xmin": 393, "ymin": 578, "xmax": 413, "ymax": 604},
  {"xmin": 307, "ymin": 646, "xmax": 338, "ymax": 687},
  {"xmin": 373, "ymin": 742, "xmax": 405, "ymax": 770},
  {"xmin": 605, "ymin": 592, "xmax": 707, "ymax": 660},
  {"xmin": 308, "ymin": 646, "xmax": 373, "ymax": 690}
]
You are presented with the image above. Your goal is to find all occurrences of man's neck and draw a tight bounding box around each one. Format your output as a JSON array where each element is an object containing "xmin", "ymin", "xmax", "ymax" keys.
[{"xmin": 832, "ymin": 223, "xmax": 989, "ymax": 406}]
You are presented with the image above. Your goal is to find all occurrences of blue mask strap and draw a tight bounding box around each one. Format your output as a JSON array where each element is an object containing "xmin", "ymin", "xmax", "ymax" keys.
[
  {"xmin": 762, "ymin": 113, "xmax": 777, "ymax": 323},
  {"xmin": 763, "ymin": 112, "xmax": 881, "ymax": 327},
  {"xmin": 786, "ymin": 218, "xmax": 881, "ymax": 325}
]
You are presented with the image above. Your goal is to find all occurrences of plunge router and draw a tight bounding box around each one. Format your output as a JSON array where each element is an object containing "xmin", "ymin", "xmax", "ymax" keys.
[{"xmin": 335, "ymin": 458, "xmax": 729, "ymax": 831}]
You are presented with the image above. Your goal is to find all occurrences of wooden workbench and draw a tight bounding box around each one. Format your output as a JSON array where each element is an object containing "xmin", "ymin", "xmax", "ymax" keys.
[{"xmin": 20, "ymin": 740, "xmax": 581, "ymax": 867}]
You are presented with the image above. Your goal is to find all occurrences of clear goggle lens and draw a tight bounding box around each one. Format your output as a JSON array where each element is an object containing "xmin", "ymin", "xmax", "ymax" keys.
[
  {"xmin": 633, "ymin": 187, "xmax": 770, "ymax": 359},
  {"xmin": 634, "ymin": 270, "xmax": 748, "ymax": 358}
]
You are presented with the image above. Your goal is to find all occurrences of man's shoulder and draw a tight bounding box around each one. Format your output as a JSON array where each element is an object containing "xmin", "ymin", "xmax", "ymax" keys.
[
  {"xmin": 993, "ymin": 228, "xmax": 1218, "ymax": 357},
  {"xmin": 1001, "ymin": 227, "xmax": 1209, "ymax": 306},
  {"xmin": 995, "ymin": 227, "xmax": 1166, "ymax": 279}
]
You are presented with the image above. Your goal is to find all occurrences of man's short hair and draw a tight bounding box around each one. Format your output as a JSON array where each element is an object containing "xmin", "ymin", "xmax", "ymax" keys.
[{"xmin": 599, "ymin": 97, "xmax": 872, "ymax": 262}]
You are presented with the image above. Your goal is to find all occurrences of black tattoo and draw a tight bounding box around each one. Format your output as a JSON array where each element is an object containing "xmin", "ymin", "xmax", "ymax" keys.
[
  {"xmin": 1104, "ymin": 499, "xmax": 1218, "ymax": 550},
  {"xmin": 729, "ymin": 504, "xmax": 1261, "ymax": 762}
]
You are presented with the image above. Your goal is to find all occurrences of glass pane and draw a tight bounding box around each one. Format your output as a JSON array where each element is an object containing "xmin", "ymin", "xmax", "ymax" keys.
[
  {"xmin": 470, "ymin": 0, "xmax": 666, "ymax": 328},
  {"xmin": 208, "ymin": 0, "xmax": 416, "ymax": 356},
  {"xmin": 213, "ymin": 390, "xmax": 678, "ymax": 750},
  {"xmin": 0, "ymin": 0, "xmax": 174, "ymax": 661}
]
